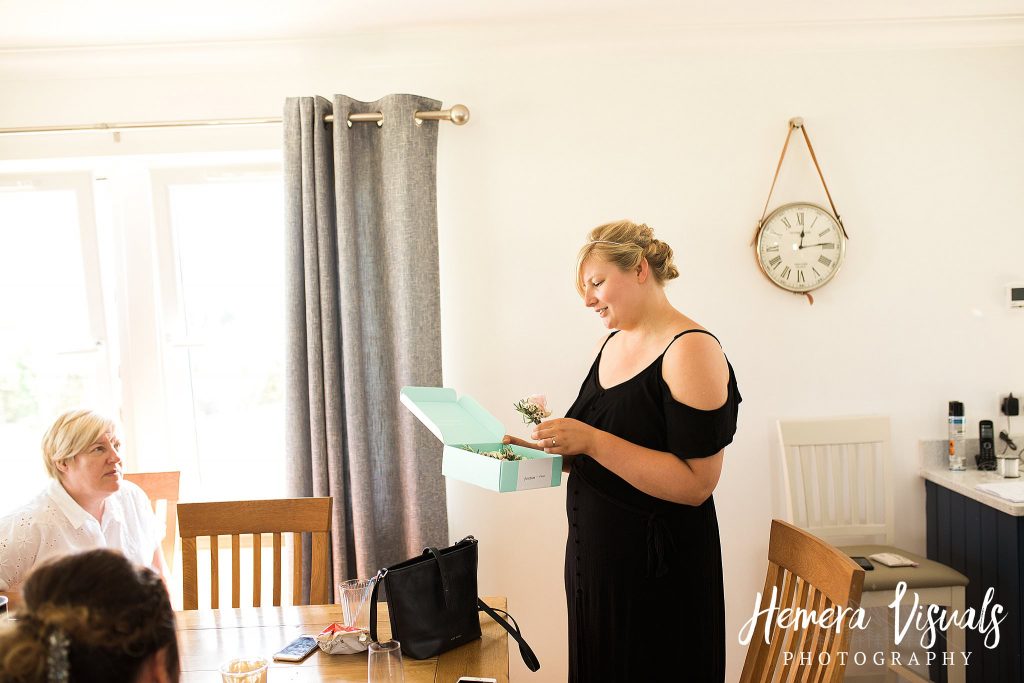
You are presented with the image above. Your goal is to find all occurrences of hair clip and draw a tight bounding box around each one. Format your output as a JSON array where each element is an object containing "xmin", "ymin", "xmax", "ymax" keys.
[{"xmin": 47, "ymin": 627, "xmax": 71, "ymax": 683}]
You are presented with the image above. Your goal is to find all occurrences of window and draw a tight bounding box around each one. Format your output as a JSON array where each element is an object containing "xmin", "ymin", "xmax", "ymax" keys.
[
  {"xmin": 0, "ymin": 154, "xmax": 285, "ymax": 516},
  {"xmin": 0, "ymin": 172, "xmax": 113, "ymax": 508},
  {"xmin": 152, "ymin": 166, "xmax": 285, "ymax": 501}
]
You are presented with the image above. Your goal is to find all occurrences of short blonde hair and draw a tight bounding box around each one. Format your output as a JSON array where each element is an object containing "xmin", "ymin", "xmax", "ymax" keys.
[
  {"xmin": 40, "ymin": 409, "xmax": 118, "ymax": 480},
  {"xmin": 575, "ymin": 220, "xmax": 680, "ymax": 296}
]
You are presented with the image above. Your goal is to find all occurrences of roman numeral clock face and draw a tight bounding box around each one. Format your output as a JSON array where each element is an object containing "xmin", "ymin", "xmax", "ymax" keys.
[{"xmin": 756, "ymin": 202, "xmax": 846, "ymax": 293}]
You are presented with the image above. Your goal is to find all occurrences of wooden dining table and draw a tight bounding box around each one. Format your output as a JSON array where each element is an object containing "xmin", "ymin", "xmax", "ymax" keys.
[{"xmin": 176, "ymin": 596, "xmax": 509, "ymax": 682}]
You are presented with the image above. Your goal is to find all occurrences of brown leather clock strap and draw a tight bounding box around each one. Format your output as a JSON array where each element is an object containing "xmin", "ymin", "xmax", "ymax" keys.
[
  {"xmin": 799, "ymin": 123, "xmax": 849, "ymax": 240},
  {"xmin": 752, "ymin": 118, "xmax": 850, "ymax": 245},
  {"xmin": 757, "ymin": 122, "xmax": 797, "ymax": 232}
]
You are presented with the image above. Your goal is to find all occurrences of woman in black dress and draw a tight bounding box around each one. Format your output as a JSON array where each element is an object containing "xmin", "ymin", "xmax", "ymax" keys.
[{"xmin": 505, "ymin": 220, "xmax": 741, "ymax": 682}]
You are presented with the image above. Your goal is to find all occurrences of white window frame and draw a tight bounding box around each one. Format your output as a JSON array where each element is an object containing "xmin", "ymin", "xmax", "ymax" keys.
[
  {"xmin": 148, "ymin": 161, "xmax": 283, "ymax": 499},
  {"xmin": 0, "ymin": 170, "xmax": 119, "ymax": 504},
  {"xmin": 0, "ymin": 171, "xmax": 110, "ymax": 357},
  {"xmin": 0, "ymin": 151, "xmax": 282, "ymax": 486}
]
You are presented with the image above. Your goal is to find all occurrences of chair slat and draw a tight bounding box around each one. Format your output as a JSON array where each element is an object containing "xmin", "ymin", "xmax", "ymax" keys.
[
  {"xmin": 846, "ymin": 444, "xmax": 858, "ymax": 526},
  {"xmin": 800, "ymin": 447, "xmax": 816, "ymax": 528},
  {"xmin": 292, "ymin": 531, "xmax": 302, "ymax": 605},
  {"xmin": 759, "ymin": 567, "xmax": 797, "ymax": 683},
  {"xmin": 865, "ymin": 442, "xmax": 876, "ymax": 525},
  {"xmin": 252, "ymin": 533, "xmax": 262, "ymax": 607},
  {"xmin": 816, "ymin": 445, "xmax": 831, "ymax": 527},
  {"xmin": 311, "ymin": 530, "xmax": 329, "ymax": 605},
  {"xmin": 745, "ymin": 561, "xmax": 785, "ymax": 681},
  {"xmin": 782, "ymin": 577, "xmax": 806, "ymax": 679},
  {"xmin": 182, "ymin": 536, "xmax": 198, "ymax": 610},
  {"xmin": 210, "ymin": 535, "xmax": 219, "ymax": 609},
  {"xmin": 831, "ymin": 445, "xmax": 844, "ymax": 528},
  {"xmin": 803, "ymin": 590, "xmax": 827, "ymax": 680},
  {"xmin": 780, "ymin": 576, "xmax": 812, "ymax": 680},
  {"xmin": 273, "ymin": 532, "xmax": 282, "ymax": 607},
  {"xmin": 819, "ymin": 597, "xmax": 841, "ymax": 682},
  {"xmin": 231, "ymin": 534, "xmax": 241, "ymax": 608}
]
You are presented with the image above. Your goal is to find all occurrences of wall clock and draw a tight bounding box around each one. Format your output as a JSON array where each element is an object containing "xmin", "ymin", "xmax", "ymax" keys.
[
  {"xmin": 752, "ymin": 118, "xmax": 850, "ymax": 304},
  {"xmin": 755, "ymin": 201, "xmax": 846, "ymax": 293}
]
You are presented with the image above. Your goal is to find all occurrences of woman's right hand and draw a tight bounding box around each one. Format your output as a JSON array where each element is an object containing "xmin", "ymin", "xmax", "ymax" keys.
[
  {"xmin": 502, "ymin": 435, "xmax": 576, "ymax": 473},
  {"xmin": 502, "ymin": 435, "xmax": 541, "ymax": 450}
]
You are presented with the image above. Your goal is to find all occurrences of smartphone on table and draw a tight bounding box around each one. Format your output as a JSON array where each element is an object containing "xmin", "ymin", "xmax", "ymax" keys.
[
  {"xmin": 850, "ymin": 556, "xmax": 874, "ymax": 571},
  {"xmin": 273, "ymin": 635, "xmax": 318, "ymax": 662}
]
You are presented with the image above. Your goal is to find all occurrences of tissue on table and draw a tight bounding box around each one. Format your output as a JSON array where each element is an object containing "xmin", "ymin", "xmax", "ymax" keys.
[{"xmin": 316, "ymin": 623, "xmax": 370, "ymax": 655}]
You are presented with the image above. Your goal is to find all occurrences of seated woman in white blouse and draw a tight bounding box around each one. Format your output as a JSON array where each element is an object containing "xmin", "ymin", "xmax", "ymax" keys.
[{"xmin": 0, "ymin": 408, "xmax": 167, "ymax": 609}]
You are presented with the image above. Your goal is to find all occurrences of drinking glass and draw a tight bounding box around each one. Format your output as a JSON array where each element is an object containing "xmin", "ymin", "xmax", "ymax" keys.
[
  {"xmin": 219, "ymin": 655, "xmax": 268, "ymax": 683},
  {"xmin": 368, "ymin": 640, "xmax": 405, "ymax": 683},
  {"xmin": 338, "ymin": 577, "xmax": 374, "ymax": 629}
]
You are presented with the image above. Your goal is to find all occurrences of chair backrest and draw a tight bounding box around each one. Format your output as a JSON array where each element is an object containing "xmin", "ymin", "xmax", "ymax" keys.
[
  {"xmin": 740, "ymin": 519, "xmax": 866, "ymax": 683},
  {"xmin": 124, "ymin": 471, "xmax": 181, "ymax": 564},
  {"xmin": 176, "ymin": 497, "xmax": 332, "ymax": 610},
  {"xmin": 777, "ymin": 416, "xmax": 894, "ymax": 545}
]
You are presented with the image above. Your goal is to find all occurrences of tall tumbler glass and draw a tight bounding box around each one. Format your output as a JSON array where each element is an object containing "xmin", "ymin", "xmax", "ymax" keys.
[
  {"xmin": 368, "ymin": 640, "xmax": 405, "ymax": 683},
  {"xmin": 338, "ymin": 578, "xmax": 374, "ymax": 629}
]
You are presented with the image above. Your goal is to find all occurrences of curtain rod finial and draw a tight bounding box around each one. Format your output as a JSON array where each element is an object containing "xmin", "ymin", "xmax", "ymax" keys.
[{"xmin": 449, "ymin": 104, "xmax": 470, "ymax": 125}]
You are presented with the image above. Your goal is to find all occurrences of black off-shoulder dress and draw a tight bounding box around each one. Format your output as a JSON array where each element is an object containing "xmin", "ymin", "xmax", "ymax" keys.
[{"xmin": 563, "ymin": 329, "xmax": 742, "ymax": 682}]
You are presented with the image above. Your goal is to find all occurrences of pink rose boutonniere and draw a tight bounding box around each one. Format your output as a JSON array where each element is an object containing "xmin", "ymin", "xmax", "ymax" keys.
[{"xmin": 514, "ymin": 394, "xmax": 552, "ymax": 426}]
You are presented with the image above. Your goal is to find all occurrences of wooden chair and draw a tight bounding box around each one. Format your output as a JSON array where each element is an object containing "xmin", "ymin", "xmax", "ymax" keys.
[
  {"xmin": 124, "ymin": 471, "xmax": 180, "ymax": 564},
  {"xmin": 176, "ymin": 497, "xmax": 332, "ymax": 610},
  {"xmin": 778, "ymin": 416, "xmax": 968, "ymax": 683},
  {"xmin": 740, "ymin": 519, "xmax": 866, "ymax": 682}
]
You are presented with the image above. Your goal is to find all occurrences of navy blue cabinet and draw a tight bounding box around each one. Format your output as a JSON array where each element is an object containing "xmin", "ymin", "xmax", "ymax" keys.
[{"xmin": 926, "ymin": 480, "xmax": 1023, "ymax": 682}]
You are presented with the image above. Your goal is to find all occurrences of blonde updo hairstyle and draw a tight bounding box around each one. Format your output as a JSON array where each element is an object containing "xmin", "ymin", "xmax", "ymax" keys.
[
  {"xmin": 575, "ymin": 220, "xmax": 679, "ymax": 296},
  {"xmin": 40, "ymin": 409, "xmax": 118, "ymax": 480}
]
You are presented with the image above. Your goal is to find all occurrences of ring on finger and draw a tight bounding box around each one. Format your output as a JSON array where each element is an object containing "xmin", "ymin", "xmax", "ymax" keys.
[{"xmin": 551, "ymin": 436, "xmax": 557, "ymax": 447}]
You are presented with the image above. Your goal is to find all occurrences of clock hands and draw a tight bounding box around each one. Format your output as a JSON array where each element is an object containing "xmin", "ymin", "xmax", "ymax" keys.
[{"xmin": 798, "ymin": 242, "xmax": 830, "ymax": 249}]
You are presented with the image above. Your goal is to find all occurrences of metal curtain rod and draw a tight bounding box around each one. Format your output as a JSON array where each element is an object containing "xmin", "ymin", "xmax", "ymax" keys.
[{"xmin": 0, "ymin": 104, "xmax": 471, "ymax": 137}]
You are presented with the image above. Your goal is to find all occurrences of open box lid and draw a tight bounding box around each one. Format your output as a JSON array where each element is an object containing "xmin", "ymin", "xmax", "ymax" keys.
[{"xmin": 401, "ymin": 386, "xmax": 505, "ymax": 446}]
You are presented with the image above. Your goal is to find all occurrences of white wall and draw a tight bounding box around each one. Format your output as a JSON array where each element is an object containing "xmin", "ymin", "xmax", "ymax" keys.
[{"xmin": 2, "ymin": 18, "xmax": 1023, "ymax": 681}]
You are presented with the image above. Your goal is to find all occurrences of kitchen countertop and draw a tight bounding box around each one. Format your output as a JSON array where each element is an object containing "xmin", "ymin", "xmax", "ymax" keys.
[{"xmin": 919, "ymin": 438, "xmax": 1024, "ymax": 516}]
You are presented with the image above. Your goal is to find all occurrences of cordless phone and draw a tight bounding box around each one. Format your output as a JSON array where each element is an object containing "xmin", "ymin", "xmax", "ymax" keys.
[{"xmin": 977, "ymin": 420, "xmax": 996, "ymax": 470}]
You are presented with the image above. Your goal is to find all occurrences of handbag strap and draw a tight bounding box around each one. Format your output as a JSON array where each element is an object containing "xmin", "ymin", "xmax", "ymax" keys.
[
  {"xmin": 478, "ymin": 598, "xmax": 541, "ymax": 672},
  {"xmin": 424, "ymin": 547, "xmax": 452, "ymax": 610},
  {"xmin": 368, "ymin": 568, "xmax": 385, "ymax": 643}
]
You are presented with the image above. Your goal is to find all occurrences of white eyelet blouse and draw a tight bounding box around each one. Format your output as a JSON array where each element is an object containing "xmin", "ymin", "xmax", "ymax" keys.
[{"xmin": 0, "ymin": 479, "xmax": 160, "ymax": 592}]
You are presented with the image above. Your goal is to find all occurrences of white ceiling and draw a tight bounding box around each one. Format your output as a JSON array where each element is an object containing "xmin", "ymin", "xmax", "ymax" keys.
[{"xmin": 2, "ymin": 0, "xmax": 1023, "ymax": 50}]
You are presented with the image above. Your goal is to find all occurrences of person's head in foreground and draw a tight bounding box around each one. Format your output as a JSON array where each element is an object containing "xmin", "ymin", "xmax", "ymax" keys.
[{"xmin": 0, "ymin": 549, "xmax": 179, "ymax": 683}]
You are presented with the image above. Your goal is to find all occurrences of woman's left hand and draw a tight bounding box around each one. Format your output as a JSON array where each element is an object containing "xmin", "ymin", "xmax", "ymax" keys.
[{"xmin": 531, "ymin": 418, "xmax": 600, "ymax": 455}]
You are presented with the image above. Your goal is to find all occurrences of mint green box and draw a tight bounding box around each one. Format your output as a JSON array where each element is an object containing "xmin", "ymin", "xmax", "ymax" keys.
[{"xmin": 401, "ymin": 386, "xmax": 563, "ymax": 493}]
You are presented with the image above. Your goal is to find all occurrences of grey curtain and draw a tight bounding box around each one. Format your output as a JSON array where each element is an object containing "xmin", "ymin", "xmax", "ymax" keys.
[{"xmin": 283, "ymin": 94, "xmax": 448, "ymax": 598}]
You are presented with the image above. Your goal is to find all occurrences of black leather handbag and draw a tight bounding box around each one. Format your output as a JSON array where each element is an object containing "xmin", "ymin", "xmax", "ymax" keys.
[{"xmin": 368, "ymin": 535, "xmax": 540, "ymax": 671}]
